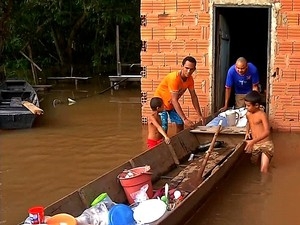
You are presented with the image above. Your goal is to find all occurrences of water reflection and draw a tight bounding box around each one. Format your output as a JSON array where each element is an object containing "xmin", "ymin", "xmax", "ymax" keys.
[
  {"xmin": 0, "ymin": 80, "xmax": 147, "ymax": 224},
  {"xmin": 186, "ymin": 132, "xmax": 300, "ymax": 225},
  {"xmin": 1, "ymin": 80, "xmax": 300, "ymax": 225}
]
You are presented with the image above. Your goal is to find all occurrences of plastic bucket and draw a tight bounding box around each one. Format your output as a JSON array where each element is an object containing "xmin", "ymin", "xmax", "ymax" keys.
[{"xmin": 117, "ymin": 166, "xmax": 153, "ymax": 204}]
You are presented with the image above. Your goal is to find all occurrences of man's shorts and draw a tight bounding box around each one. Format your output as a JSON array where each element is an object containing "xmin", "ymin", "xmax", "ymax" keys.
[
  {"xmin": 235, "ymin": 94, "xmax": 246, "ymax": 108},
  {"xmin": 160, "ymin": 109, "xmax": 183, "ymax": 131},
  {"xmin": 251, "ymin": 140, "xmax": 274, "ymax": 164}
]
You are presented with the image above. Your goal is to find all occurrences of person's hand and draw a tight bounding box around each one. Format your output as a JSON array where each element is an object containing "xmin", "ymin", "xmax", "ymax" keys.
[
  {"xmin": 164, "ymin": 137, "xmax": 171, "ymax": 145},
  {"xmin": 244, "ymin": 140, "xmax": 254, "ymax": 153},
  {"xmin": 219, "ymin": 105, "xmax": 228, "ymax": 112},
  {"xmin": 245, "ymin": 133, "xmax": 252, "ymax": 140},
  {"xmin": 195, "ymin": 115, "xmax": 205, "ymax": 125},
  {"xmin": 184, "ymin": 118, "xmax": 196, "ymax": 129}
]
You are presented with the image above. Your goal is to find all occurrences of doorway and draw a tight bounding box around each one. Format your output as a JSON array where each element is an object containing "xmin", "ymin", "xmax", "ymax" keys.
[{"xmin": 213, "ymin": 6, "xmax": 270, "ymax": 112}]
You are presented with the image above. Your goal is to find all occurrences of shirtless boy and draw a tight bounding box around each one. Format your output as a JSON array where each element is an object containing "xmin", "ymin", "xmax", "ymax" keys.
[
  {"xmin": 147, "ymin": 97, "xmax": 171, "ymax": 149},
  {"xmin": 244, "ymin": 91, "xmax": 274, "ymax": 173}
]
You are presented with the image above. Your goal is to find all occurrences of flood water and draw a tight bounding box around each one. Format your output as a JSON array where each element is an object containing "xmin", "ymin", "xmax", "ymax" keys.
[{"xmin": 1, "ymin": 79, "xmax": 300, "ymax": 225}]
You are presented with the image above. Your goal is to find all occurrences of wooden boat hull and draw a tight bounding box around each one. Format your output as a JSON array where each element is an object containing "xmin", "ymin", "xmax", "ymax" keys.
[
  {"xmin": 0, "ymin": 79, "xmax": 40, "ymax": 129},
  {"xmin": 22, "ymin": 126, "xmax": 246, "ymax": 224}
]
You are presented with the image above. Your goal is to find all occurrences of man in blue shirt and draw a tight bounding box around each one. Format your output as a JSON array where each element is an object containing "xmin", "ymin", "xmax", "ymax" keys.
[{"xmin": 220, "ymin": 57, "xmax": 260, "ymax": 111}]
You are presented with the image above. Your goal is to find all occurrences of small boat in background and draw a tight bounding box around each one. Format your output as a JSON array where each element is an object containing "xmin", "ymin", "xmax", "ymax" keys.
[{"xmin": 0, "ymin": 79, "xmax": 43, "ymax": 129}]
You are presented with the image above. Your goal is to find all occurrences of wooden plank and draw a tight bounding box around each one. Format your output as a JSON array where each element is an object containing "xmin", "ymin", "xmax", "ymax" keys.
[
  {"xmin": 22, "ymin": 101, "xmax": 44, "ymax": 115},
  {"xmin": 190, "ymin": 125, "xmax": 246, "ymax": 134}
]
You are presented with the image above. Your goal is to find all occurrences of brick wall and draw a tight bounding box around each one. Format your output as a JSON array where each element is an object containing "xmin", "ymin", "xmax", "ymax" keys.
[{"xmin": 140, "ymin": 0, "xmax": 300, "ymax": 132}]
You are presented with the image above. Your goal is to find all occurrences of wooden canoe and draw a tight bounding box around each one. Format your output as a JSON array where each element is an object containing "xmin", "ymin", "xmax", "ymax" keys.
[{"xmin": 22, "ymin": 125, "xmax": 246, "ymax": 224}]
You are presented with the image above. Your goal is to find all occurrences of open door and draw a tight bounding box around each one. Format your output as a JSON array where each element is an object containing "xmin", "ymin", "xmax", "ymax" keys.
[{"xmin": 214, "ymin": 14, "xmax": 230, "ymax": 112}]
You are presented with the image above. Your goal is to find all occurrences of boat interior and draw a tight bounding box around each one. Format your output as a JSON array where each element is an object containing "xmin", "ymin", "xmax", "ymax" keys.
[{"xmin": 43, "ymin": 126, "xmax": 246, "ymax": 224}]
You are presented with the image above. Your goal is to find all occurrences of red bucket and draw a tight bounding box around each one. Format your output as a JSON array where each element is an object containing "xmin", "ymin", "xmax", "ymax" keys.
[{"xmin": 118, "ymin": 166, "xmax": 153, "ymax": 204}]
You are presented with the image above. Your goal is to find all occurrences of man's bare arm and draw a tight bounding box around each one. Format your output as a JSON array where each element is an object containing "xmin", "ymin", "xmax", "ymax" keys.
[
  {"xmin": 171, "ymin": 92, "xmax": 186, "ymax": 120},
  {"xmin": 189, "ymin": 89, "xmax": 203, "ymax": 119}
]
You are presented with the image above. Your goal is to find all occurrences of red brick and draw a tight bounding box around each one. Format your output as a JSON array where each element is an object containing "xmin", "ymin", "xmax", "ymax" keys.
[
  {"xmin": 177, "ymin": 0, "xmax": 190, "ymax": 13},
  {"xmin": 152, "ymin": 53, "xmax": 165, "ymax": 65},
  {"xmin": 291, "ymin": 124, "xmax": 300, "ymax": 132},
  {"xmin": 292, "ymin": 96, "xmax": 300, "ymax": 106},
  {"xmin": 176, "ymin": 26, "xmax": 189, "ymax": 40},
  {"xmin": 141, "ymin": 0, "xmax": 153, "ymax": 14},
  {"xmin": 287, "ymin": 26, "xmax": 300, "ymax": 39},
  {"xmin": 147, "ymin": 14, "xmax": 159, "ymax": 27},
  {"xmin": 281, "ymin": 0, "xmax": 293, "ymax": 11},
  {"xmin": 170, "ymin": 14, "xmax": 184, "ymax": 26},
  {"xmin": 146, "ymin": 65, "xmax": 159, "ymax": 79},
  {"xmin": 281, "ymin": 69, "xmax": 297, "ymax": 81},
  {"xmin": 152, "ymin": 0, "xmax": 164, "ymax": 13},
  {"xmin": 287, "ymin": 13, "xmax": 300, "ymax": 26},
  {"xmin": 158, "ymin": 15, "xmax": 171, "ymax": 27},
  {"xmin": 165, "ymin": 0, "xmax": 177, "ymax": 13},
  {"xmin": 165, "ymin": 27, "xmax": 177, "ymax": 40},
  {"xmin": 185, "ymin": 40, "xmax": 197, "ymax": 52},
  {"xmin": 274, "ymin": 55, "xmax": 287, "ymax": 68},
  {"xmin": 277, "ymin": 41, "xmax": 293, "ymax": 53},
  {"xmin": 141, "ymin": 27, "xmax": 153, "ymax": 40},
  {"xmin": 141, "ymin": 52, "xmax": 153, "ymax": 66},
  {"xmin": 182, "ymin": 14, "xmax": 197, "ymax": 26},
  {"xmin": 288, "ymin": 54, "xmax": 300, "ymax": 66},
  {"xmin": 164, "ymin": 53, "xmax": 178, "ymax": 66},
  {"xmin": 284, "ymin": 110, "xmax": 299, "ymax": 121},
  {"xmin": 277, "ymin": 27, "xmax": 288, "ymax": 40},
  {"xmin": 200, "ymin": 26, "xmax": 210, "ymax": 40},
  {"xmin": 146, "ymin": 40, "xmax": 159, "ymax": 53},
  {"xmin": 197, "ymin": 41, "xmax": 209, "ymax": 53},
  {"xmin": 158, "ymin": 40, "xmax": 172, "ymax": 52},
  {"xmin": 171, "ymin": 40, "xmax": 185, "ymax": 52},
  {"xmin": 198, "ymin": 13, "xmax": 210, "ymax": 26},
  {"xmin": 152, "ymin": 27, "xmax": 165, "ymax": 40},
  {"xmin": 292, "ymin": 42, "xmax": 300, "ymax": 53},
  {"xmin": 294, "ymin": 0, "xmax": 300, "ymax": 11},
  {"xmin": 188, "ymin": 26, "xmax": 202, "ymax": 40},
  {"xmin": 158, "ymin": 65, "xmax": 172, "ymax": 79},
  {"xmin": 189, "ymin": 0, "xmax": 201, "ymax": 12},
  {"xmin": 286, "ymin": 82, "xmax": 300, "ymax": 96}
]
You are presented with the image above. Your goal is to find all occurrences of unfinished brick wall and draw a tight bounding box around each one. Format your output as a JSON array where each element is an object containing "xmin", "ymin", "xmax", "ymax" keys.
[
  {"xmin": 140, "ymin": 0, "xmax": 211, "ymax": 125},
  {"xmin": 270, "ymin": 0, "xmax": 300, "ymax": 131},
  {"xmin": 140, "ymin": 0, "xmax": 300, "ymax": 132}
]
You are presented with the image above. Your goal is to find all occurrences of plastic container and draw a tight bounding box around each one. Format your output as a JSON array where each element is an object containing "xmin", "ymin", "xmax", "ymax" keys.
[
  {"xmin": 46, "ymin": 213, "xmax": 76, "ymax": 225},
  {"xmin": 91, "ymin": 192, "xmax": 115, "ymax": 210},
  {"xmin": 108, "ymin": 204, "xmax": 135, "ymax": 225},
  {"xmin": 117, "ymin": 166, "xmax": 153, "ymax": 204},
  {"xmin": 76, "ymin": 202, "xmax": 109, "ymax": 225}
]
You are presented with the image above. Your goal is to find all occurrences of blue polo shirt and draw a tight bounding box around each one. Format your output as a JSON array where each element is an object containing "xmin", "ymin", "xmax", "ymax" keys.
[{"xmin": 225, "ymin": 63, "xmax": 259, "ymax": 94}]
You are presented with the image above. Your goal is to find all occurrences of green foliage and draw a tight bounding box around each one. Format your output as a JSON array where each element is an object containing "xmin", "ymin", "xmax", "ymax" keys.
[{"xmin": 1, "ymin": 0, "xmax": 141, "ymax": 77}]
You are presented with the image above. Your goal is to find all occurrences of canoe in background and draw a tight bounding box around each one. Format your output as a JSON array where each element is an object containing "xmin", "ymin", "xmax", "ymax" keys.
[
  {"xmin": 21, "ymin": 125, "xmax": 246, "ymax": 224},
  {"xmin": 0, "ymin": 79, "xmax": 42, "ymax": 129}
]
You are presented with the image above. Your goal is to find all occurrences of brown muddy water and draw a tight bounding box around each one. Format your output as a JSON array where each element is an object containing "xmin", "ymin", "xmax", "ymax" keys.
[{"xmin": 1, "ymin": 80, "xmax": 300, "ymax": 225}]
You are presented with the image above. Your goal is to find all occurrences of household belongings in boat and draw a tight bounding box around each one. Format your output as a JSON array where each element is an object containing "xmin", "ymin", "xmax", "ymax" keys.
[
  {"xmin": 0, "ymin": 79, "xmax": 43, "ymax": 129},
  {"xmin": 23, "ymin": 167, "xmax": 184, "ymax": 225},
  {"xmin": 206, "ymin": 108, "xmax": 248, "ymax": 128},
  {"xmin": 20, "ymin": 125, "xmax": 246, "ymax": 225}
]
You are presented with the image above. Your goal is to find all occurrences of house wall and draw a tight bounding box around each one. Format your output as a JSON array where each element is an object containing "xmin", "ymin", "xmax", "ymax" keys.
[{"xmin": 140, "ymin": 0, "xmax": 300, "ymax": 132}]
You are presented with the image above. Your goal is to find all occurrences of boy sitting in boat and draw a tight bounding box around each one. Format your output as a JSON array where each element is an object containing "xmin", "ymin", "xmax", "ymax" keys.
[
  {"xmin": 147, "ymin": 97, "xmax": 171, "ymax": 149},
  {"xmin": 244, "ymin": 91, "xmax": 274, "ymax": 173}
]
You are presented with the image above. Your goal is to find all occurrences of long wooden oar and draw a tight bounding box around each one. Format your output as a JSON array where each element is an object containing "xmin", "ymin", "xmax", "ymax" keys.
[
  {"xmin": 196, "ymin": 120, "xmax": 223, "ymax": 182},
  {"xmin": 180, "ymin": 120, "xmax": 223, "ymax": 193}
]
